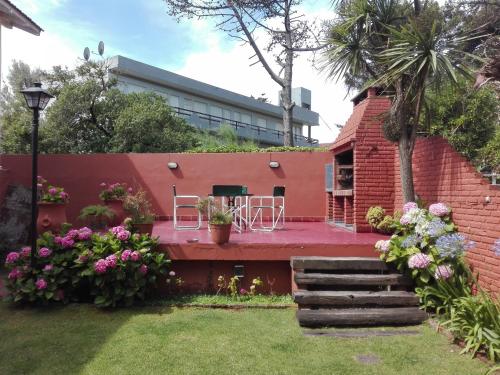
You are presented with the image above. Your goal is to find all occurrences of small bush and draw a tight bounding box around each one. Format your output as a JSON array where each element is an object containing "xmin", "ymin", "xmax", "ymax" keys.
[
  {"xmin": 79, "ymin": 205, "xmax": 116, "ymax": 229},
  {"xmin": 366, "ymin": 206, "xmax": 385, "ymax": 228}
]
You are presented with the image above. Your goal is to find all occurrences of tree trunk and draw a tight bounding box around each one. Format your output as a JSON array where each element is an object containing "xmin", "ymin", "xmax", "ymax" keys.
[
  {"xmin": 282, "ymin": 30, "xmax": 295, "ymax": 146},
  {"xmin": 398, "ymin": 134, "xmax": 416, "ymax": 203}
]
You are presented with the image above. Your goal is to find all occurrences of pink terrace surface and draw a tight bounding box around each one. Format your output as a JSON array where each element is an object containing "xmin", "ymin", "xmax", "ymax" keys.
[{"xmin": 154, "ymin": 221, "xmax": 386, "ymax": 245}]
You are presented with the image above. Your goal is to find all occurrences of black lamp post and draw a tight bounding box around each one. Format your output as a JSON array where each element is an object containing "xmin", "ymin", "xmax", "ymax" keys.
[{"xmin": 20, "ymin": 83, "xmax": 54, "ymax": 267}]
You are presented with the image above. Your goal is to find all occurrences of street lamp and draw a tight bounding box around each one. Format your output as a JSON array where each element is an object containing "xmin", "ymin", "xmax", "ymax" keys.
[{"xmin": 20, "ymin": 83, "xmax": 54, "ymax": 267}]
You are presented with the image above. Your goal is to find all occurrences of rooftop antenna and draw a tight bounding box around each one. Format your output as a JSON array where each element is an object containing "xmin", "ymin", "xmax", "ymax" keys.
[{"xmin": 83, "ymin": 41, "xmax": 105, "ymax": 61}]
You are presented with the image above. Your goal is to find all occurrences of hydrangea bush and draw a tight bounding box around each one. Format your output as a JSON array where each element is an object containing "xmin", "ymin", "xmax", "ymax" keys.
[
  {"xmin": 4, "ymin": 223, "xmax": 170, "ymax": 307},
  {"xmin": 377, "ymin": 202, "xmax": 474, "ymax": 287},
  {"xmin": 37, "ymin": 176, "xmax": 69, "ymax": 204},
  {"xmin": 99, "ymin": 182, "xmax": 131, "ymax": 202}
]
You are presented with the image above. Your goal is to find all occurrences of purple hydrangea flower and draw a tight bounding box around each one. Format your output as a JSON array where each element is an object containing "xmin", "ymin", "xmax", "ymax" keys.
[
  {"xmin": 35, "ymin": 278, "xmax": 48, "ymax": 290},
  {"xmin": 8, "ymin": 268, "xmax": 22, "ymax": 280},
  {"xmin": 403, "ymin": 202, "xmax": 418, "ymax": 213},
  {"xmin": 105, "ymin": 254, "xmax": 117, "ymax": 269},
  {"xmin": 121, "ymin": 249, "xmax": 132, "ymax": 262},
  {"xmin": 402, "ymin": 234, "xmax": 420, "ymax": 249},
  {"xmin": 375, "ymin": 240, "xmax": 390, "ymax": 252},
  {"xmin": 111, "ymin": 226, "xmax": 126, "ymax": 236},
  {"xmin": 429, "ymin": 203, "xmax": 450, "ymax": 217},
  {"xmin": 435, "ymin": 233, "xmax": 475, "ymax": 259},
  {"xmin": 408, "ymin": 253, "xmax": 432, "ymax": 269},
  {"xmin": 20, "ymin": 247, "xmax": 31, "ymax": 258},
  {"xmin": 426, "ymin": 218, "xmax": 447, "ymax": 238},
  {"xmin": 77, "ymin": 227, "xmax": 93, "ymax": 241},
  {"xmin": 116, "ymin": 230, "xmax": 131, "ymax": 241},
  {"xmin": 434, "ymin": 265, "xmax": 453, "ymax": 280},
  {"xmin": 38, "ymin": 247, "xmax": 52, "ymax": 258},
  {"xmin": 94, "ymin": 259, "xmax": 108, "ymax": 274},
  {"xmin": 493, "ymin": 239, "xmax": 500, "ymax": 257},
  {"xmin": 66, "ymin": 229, "xmax": 80, "ymax": 239},
  {"xmin": 5, "ymin": 252, "xmax": 19, "ymax": 264},
  {"xmin": 130, "ymin": 251, "xmax": 141, "ymax": 262}
]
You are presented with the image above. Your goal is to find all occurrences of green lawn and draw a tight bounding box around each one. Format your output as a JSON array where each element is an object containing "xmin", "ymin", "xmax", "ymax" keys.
[{"xmin": 0, "ymin": 302, "xmax": 492, "ymax": 375}]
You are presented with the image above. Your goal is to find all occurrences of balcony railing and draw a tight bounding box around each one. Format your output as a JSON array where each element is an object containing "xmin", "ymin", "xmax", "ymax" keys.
[{"xmin": 170, "ymin": 106, "xmax": 319, "ymax": 147}]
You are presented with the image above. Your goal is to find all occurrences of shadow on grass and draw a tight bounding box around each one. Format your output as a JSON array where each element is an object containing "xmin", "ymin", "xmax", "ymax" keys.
[{"xmin": 0, "ymin": 301, "xmax": 172, "ymax": 375}]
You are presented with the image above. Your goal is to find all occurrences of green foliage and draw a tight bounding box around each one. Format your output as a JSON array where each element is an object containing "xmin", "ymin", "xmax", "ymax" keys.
[
  {"xmin": 111, "ymin": 92, "xmax": 198, "ymax": 153},
  {"xmin": 123, "ymin": 188, "xmax": 155, "ymax": 224},
  {"xmin": 209, "ymin": 211, "xmax": 233, "ymax": 225},
  {"xmin": 78, "ymin": 205, "xmax": 115, "ymax": 230},
  {"xmin": 366, "ymin": 206, "xmax": 385, "ymax": 227},
  {"xmin": 377, "ymin": 215, "xmax": 396, "ymax": 234},
  {"xmin": 476, "ymin": 130, "xmax": 500, "ymax": 174},
  {"xmin": 216, "ymin": 275, "xmax": 264, "ymax": 300},
  {"xmin": 426, "ymin": 80, "xmax": 498, "ymax": 164},
  {"xmin": 37, "ymin": 176, "xmax": 69, "ymax": 204},
  {"xmin": 99, "ymin": 182, "xmax": 128, "ymax": 202},
  {"xmin": 3, "ymin": 225, "xmax": 170, "ymax": 307},
  {"xmin": 187, "ymin": 145, "xmax": 326, "ymax": 153}
]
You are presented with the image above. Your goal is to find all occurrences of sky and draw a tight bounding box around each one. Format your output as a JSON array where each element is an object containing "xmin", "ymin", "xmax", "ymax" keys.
[{"xmin": 2, "ymin": 0, "xmax": 358, "ymax": 143}]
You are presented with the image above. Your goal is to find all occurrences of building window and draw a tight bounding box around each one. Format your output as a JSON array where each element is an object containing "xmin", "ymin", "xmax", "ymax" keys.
[
  {"xmin": 223, "ymin": 109, "xmax": 231, "ymax": 120},
  {"xmin": 233, "ymin": 112, "xmax": 241, "ymax": 122},
  {"xmin": 194, "ymin": 101, "xmax": 207, "ymax": 114},
  {"xmin": 241, "ymin": 113, "xmax": 251, "ymax": 125},
  {"xmin": 257, "ymin": 117, "xmax": 267, "ymax": 128},
  {"xmin": 168, "ymin": 95, "xmax": 179, "ymax": 108},
  {"xmin": 183, "ymin": 98, "xmax": 193, "ymax": 110},
  {"xmin": 210, "ymin": 105, "xmax": 222, "ymax": 118}
]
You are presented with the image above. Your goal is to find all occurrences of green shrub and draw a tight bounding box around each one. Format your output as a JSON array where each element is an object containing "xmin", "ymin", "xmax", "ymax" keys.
[
  {"xmin": 79, "ymin": 205, "xmax": 116, "ymax": 229},
  {"xmin": 376, "ymin": 215, "xmax": 395, "ymax": 234},
  {"xmin": 366, "ymin": 206, "xmax": 385, "ymax": 228}
]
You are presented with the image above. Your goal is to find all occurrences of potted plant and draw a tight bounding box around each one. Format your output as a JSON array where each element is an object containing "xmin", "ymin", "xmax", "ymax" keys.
[
  {"xmin": 197, "ymin": 199, "xmax": 233, "ymax": 244},
  {"xmin": 99, "ymin": 182, "xmax": 130, "ymax": 225},
  {"xmin": 123, "ymin": 188, "xmax": 155, "ymax": 235},
  {"xmin": 78, "ymin": 205, "xmax": 116, "ymax": 230},
  {"xmin": 37, "ymin": 176, "xmax": 69, "ymax": 233}
]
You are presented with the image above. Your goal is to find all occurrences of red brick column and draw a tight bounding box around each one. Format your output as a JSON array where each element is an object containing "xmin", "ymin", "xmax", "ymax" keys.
[
  {"xmin": 344, "ymin": 196, "xmax": 354, "ymax": 225},
  {"xmin": 334, "ymin": 196, "xmax": 344, "ymax": 222}
]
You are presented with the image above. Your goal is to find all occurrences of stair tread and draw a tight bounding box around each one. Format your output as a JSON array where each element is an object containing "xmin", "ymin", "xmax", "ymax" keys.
[
  {"xmin": 297, "ymin": 307, "xmax": 427, "ymax": 327},
  {"xmin": 294, "ymin": 272, "xmax": 412, "ymax": 286},
  {"xmin": 294, "ymin": 290, "xmax": 419, "ymax": 306},
  {"xmin": 291, "ymin": 257, "xmax": 388, "ymax": 271}
]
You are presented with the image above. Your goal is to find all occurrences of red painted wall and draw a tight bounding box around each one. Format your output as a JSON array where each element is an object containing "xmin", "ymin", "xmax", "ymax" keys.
[
  {"xmin": 0, "ymin": 152, "xmax": 331, "ymax": 224},
  {"xmin": 394, "ymin": 137, "xmax": 500, "ymax": 293}
]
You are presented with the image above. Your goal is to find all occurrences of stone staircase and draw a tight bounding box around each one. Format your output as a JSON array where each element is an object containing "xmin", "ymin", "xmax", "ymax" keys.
[{"xmin": 292, "ymin": 256, "xmax": 427, "ymax": 327}]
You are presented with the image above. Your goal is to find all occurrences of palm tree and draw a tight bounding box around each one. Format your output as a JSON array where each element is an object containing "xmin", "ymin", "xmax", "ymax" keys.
[{"xmin": 323, "ymin": 0, "xmax": 479, "ymax": 202}]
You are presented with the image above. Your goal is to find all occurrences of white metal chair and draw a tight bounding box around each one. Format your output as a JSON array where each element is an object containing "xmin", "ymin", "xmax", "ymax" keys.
[
  {"xmin": 172, "ymin": 185, "xmax": 201, "ymax": 230},
  {"xmin": 249, "ymin": 186, "xmax": 285, "ymax": 232}
]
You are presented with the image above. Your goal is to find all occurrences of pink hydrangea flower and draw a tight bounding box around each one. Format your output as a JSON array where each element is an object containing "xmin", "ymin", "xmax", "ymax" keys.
[
  {"xmin": 130, "ymin": 251, "xmax": 141, "ymax": 261},
  {"xmin": 403, "ymin": 202, "xmax": 418, "ymax": 213},
  {"xmin": 375, "ymin": 240, "xmax": 390, "ymax": 252},
  {"xmin": 61, "ymin": 236, "xmax": 75, "ymax": 248},
  {"xmin": 128, "ymin": 187, "xmax": 133, "ymax": 193},
  {"xmin": 20, "ymin": 247, "xmax": 31, "ymax": 258},
  {"xmin": 434, "ymin": 265, "xmax": 453, "ymax": 280},
  {"xmin": 5, "ymin": 252, "xmax": 19, "ymax": 264},
  {"xmin": 111, "ymin": 226, "xmax": 126, "ymax": 236},
  {"xmin": 48, "ymin": 187, "xmax": 58, "ymax": 195},
  {"xmin": 429, "ymin": 203, "xmax": 450, "ymax": 217},
  {"xmin": 139, "ymin": 264, "xmax": 148, "ymax": 275},
  {"xmin": 169, "ymin": 271, "xmax": 176, "ymax": 277},
  {"xmin": 77, "ymin": 227, "xmax": 93, "ymax": 241},
  {"xmin": 35, "ymin": 278, "xmax": 48, "ymax": 290},
  {"xmin": 94, "ymin": 259, "xmax": 108, "ymax": 274},
  {"xmin": 67, "ymin": 229, "xmax": 79, "ymax": 239},
  {"xmin": 240, "ymin": 288, "xmax": 247, "ymax": 295},
  {"xmin": 54, "ymin": 236, "xmax": 63, "ymax": 246},
  {"xmin": 60, "ymin": 191, "xmax": 69, "ymax": 200},
  {"xmin": 105, "ymin": 254, "xmax": 117, "ymax": 268},
  {"xmin": 38, "ymin": 247, "xmax": 52, "ymax": 258},
  {"xmin": 400, "ymin": 215, "xmax": 411, "ymax": 225},
  {"xmin": 8, "ymin": 268, "xmax": 22, "ymax": 280},
  {"xmin": 121, "ymin": 249, "xmax": 132, "ymax": 262},
  {"xmin": 43, "ymin": 264, "xmax": 54, "ymax": 272},
  {"xmin": 408, "ymin": 253, "xmax": 431, "ymax": 269},
  {"xmin": 116, "ymin": 230, "xmax": 131, "ymax": 241}
]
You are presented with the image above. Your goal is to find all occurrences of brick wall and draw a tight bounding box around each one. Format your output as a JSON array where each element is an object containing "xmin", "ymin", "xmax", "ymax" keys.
[
  {"xmin": 353, "ymin": 96, "xmax": 394, "ymax": 232},
  {"xmin": 395, "ymin": 137, "xmax": 500, "ymax": 293}
]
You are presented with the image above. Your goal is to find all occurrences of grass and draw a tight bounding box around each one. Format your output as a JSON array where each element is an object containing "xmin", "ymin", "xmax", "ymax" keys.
[
  {"xmin": 0, "ymin": 302, "xmax": 493, "ymax": 375},
  {"xmin": 149, "ymin": 294, "xmax": 294, "ymax": 306}
]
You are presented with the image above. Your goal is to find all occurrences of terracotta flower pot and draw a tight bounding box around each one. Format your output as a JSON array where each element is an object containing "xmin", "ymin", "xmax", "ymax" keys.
[
  {"xmin": 133, "ymin": 223, "xmax": 154, "ymax": 236},
  {"xmin": 37, "ymin": 202, "xmax": 67, "ymax": 234},
  {"xmin": 209, "ymin": 223, "xmax": 232, "ymax": 244},
  {"xmin": 105, "ymin": 199, "xmax": 125, "ymax": 226}
]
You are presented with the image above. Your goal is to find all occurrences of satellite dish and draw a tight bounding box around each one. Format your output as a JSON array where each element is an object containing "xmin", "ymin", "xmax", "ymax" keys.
[
  {"xmin": 83, "ymin": 47, "xmax": 90, "ymax": 61},
  {"xmin": 98, "ymin": 41, "xmax": 104, "ymax": 56}
]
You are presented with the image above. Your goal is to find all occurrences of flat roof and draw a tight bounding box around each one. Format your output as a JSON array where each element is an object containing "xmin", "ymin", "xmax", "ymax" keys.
[
  {"xmin": 0, "ymin": 0, "xmax": 43, "ymax": 35},
  {"xmin": 108, "ymin": 55, "xmax": 319, "ymax": 126}
]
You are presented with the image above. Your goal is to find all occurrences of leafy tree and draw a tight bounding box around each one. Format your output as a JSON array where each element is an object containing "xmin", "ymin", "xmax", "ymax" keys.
[
  {"xmin": 323, "ymin": 0, "xmax": 488, "ymax": 202},
  {"xmin": 163, "ymin": 0, "xmax": 327, "ymax": 146},
  {"xmin": 111, "ymin": 92, "xmax": 198, "ymax": 152},
  {"xmin": 425, "ymin": 79, "xmax": 498, "ymax": 163}
]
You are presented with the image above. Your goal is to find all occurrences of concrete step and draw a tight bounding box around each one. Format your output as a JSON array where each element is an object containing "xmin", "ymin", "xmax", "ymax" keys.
[
  {"xmin": 297, "ymin": 307, "xmax": 427, "ymax": 327},
  {"xmin": 294, "ymin": 290, "xmax": 419, "ymax": 307}
]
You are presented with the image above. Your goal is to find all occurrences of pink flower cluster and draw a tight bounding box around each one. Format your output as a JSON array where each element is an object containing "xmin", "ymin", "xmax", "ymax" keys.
[
  {"xmin": 8, "ymin": 268, "xmax": 22, "ymax": 280},
  {"xmin": 429, "ymin": 203, "xmax": 450, "ymax": 217},
  {"xmin": 139, "ymin": 264, "xmax": 148, "ymax": 275},
  {"xmin": 43, "ymin": 264, "xmax": 54, "ymax": 272},
  {"xmin": 94, "ymin": 259, "xmax": 108, "ymax": 274},
  {"xmin": 35, "ymin": 278, "xmax": 47, "ymax": 290},
  {"xmin": 38, "ymin": 247, "xmax": 52, "ymax": 258},
  {"xmin": 375, "ymin": 240, "xmax": 390, "ymax": 252},
  {"xmin": 77, "ymin": 227, "xmax": 93, "ymax": 241},
  {"xmin": 55, "ymin": 235, "xmax": 75, "ymax": 249},
  {"xmin": 121, "ymin": 249, "xmax": 141, "ymax": 262},
  {"xmin": 111, "ymin": 226, "xmax": 131, "ymax": 241},
  {"xmin": 403, "ymin": 202, "xmax": 418, "ymax": 213},
  {"xmin": 434, "ymin": 265, "xmax": 453, "ymax": 280},
  {"xmin": 20, "ymin": 247, "xmax": 31, "ymax": 258},
  {"xmin": 106, "ymin": 254, "xmax": 117, "ymax": 269},
  {"xmin": 408, "ymin": 253, "xmax": 431, "ymax": 269},
  {"xmin": 5, "ymin": 252, "xmax": 20, "ymax": 264}
]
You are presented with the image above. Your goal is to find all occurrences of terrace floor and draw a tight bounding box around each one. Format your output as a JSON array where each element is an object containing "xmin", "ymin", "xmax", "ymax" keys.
[{"xmin": 154, "ymin": 221, "xmax": 387, "ymax": 261}]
